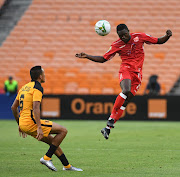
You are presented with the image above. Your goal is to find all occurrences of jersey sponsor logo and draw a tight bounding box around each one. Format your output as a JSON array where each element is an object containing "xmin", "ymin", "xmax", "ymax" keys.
[
  {"xmin": 22, "ymin": 86, "xmax": 31, "ymax": 92},
  {"xmin": 133, "ymin": 37, "xmax": 139, "ymax": 42}
]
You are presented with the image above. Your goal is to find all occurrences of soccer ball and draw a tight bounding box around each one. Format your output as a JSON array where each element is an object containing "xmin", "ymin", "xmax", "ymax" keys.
[{"xmin": 95, "ymin": 20, "xmax": 111, "ymax": 36}]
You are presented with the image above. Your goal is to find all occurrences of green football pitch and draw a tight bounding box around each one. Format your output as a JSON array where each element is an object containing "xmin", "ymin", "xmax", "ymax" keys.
[{"xmin": 0, "ymin": 120, "xmax": 180, "ymax": 177}]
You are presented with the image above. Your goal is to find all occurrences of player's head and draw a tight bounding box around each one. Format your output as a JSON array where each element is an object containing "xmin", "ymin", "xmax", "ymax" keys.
[
  {"xmin": 30, "ymin": 66, "xmax": 45, "ymax": 83},
  {"xmin": 116, "ymin": 24, "xmax": 131, "ymax": 43},
  {"xmin": 8, "ymin": 76, "xmax": 13, "ymax": 83},
  {"xmin": 149, "ymin": 75, "xmax": 158, "ymax": 84}
]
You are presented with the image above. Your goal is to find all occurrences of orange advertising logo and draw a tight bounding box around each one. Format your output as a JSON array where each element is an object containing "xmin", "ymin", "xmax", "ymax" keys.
[
  {"xmin": 41, "ymin": 98, "xmax": 60, "ymax": 118},
  {"xmin": 71, "ymin": 98, "xmax": 137, "ymax": 116},
  {"xmin": 148, "ymin": 99, "xmax": 167, "ymax": 119}
]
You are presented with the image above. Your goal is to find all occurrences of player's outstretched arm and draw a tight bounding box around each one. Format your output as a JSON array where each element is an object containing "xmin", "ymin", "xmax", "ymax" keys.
[
  {"xmin": 157, "ymin": 30, "xmax": 172, "ymax": 44},
  {"xmin": 75, "ymin": 52, "xmax": 107, "ymax": 63}
]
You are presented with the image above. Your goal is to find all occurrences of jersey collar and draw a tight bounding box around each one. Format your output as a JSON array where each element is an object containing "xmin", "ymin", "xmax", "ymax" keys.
[{"xmin": 31, "ymin": 80, "xmax": 41, "ymax": 86}]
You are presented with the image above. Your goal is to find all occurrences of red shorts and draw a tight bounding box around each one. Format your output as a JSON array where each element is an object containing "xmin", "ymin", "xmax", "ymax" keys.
[{"xmin": 119, "ymin": 70, "xmax": 142, "ymax": 95}]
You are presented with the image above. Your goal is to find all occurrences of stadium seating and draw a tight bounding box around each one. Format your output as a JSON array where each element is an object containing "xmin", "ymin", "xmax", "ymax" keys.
[{"xmin": 0, "ymin": 0, "xmax": 179, "ymax": 95}]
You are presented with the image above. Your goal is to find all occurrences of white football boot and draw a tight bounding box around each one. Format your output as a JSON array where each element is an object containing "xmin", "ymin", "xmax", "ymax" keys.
[
  {"xmin": 40, "ymin": 157, "xmax": 57, "ymax": 171},
  {"xmin": 63, "ymin": 165, "xmax": 83, "ymax": 171}
]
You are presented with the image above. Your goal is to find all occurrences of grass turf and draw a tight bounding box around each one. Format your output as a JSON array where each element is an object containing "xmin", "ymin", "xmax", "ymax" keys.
[{"xmin": 0, "ymin": 120, "xmax": 180, "ymax": 177}]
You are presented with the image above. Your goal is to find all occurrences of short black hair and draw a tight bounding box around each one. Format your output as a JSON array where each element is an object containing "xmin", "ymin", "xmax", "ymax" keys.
[
  {"xmin": 116, "ymin": 24, "xmax": 129, "ymax": 33},
  {"xmin": 30, "ymin": 66, "xmax": 42, "ymax": 80},
  {"xmin": 9, "ymin": 76, "xmax": 13, "ymax": 80}
]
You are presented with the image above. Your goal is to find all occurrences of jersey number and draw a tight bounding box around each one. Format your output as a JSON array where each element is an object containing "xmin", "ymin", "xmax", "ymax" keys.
[{"xmin": 19, "ymin": 94, "xmax": 24, "ymax": 111}]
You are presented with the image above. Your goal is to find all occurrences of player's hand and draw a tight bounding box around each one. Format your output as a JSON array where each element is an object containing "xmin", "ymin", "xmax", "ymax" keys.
[
  {"xmin": 166, "ymin": 30, "xmax": 172, "ymax": 37},
  {"xmin": 36, "ymin": 127, "xmax": 44, "ymax": 141},
  {"xmin": 75, "ymin": 52, "xmax": 88, "ymax": 58},
  {"xmin": 18, "ymin": 126, "xmax": 27, "ymax": 138}
]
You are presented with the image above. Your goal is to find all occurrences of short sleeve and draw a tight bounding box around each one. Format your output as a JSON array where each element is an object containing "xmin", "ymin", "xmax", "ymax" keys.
[
  {"xmin": 16, "ymin": 91, "xmax": 20, "ymax": 101},
  {"xmin": 33, "ymin": 89, "xmax": 43, "ymax": 102},
  {"xmin": 103, "ymin": 45, "xmax": 117, "ymax": 60},
  {"xmin": 141, "ymin": 33, "xmax": 158, "ymax": 44}
]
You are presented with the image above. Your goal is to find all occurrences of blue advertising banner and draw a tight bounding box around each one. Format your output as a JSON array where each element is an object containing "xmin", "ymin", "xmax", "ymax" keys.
[{"xmin": 0, "ymin": 94, "xmax": 16, "ymax": 119}]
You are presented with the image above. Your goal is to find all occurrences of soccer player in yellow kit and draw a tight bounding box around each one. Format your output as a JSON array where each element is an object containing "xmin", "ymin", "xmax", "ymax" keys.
[{"xmin": 11, "ymin": 66, "xmax": 82, "ymax": 172}]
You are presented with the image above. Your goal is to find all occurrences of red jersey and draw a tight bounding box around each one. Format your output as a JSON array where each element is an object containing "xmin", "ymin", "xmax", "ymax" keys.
[{"xmin": 103, "ymin": 33, "xmax": 158, "ymax": 73}]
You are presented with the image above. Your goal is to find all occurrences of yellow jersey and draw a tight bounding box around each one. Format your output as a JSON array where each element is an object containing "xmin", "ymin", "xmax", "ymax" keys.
[{"xmin": 16, "ymin": 80, "xmax": 43, "ymax": 121}]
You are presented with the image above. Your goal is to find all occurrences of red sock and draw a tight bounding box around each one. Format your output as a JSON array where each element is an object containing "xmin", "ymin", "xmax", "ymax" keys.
[
  {"xmin": 110, "ymin": 92, "xmax": 127, "ymax": 122},
  {"xmin": 111, "ymin": 106, "xmax": 125, "ymax": 122}
]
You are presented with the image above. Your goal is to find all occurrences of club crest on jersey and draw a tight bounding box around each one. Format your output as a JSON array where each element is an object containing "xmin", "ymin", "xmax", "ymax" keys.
[{"xmin": 133, "ymin": 37, "xmax": 139, "ymax": 42}]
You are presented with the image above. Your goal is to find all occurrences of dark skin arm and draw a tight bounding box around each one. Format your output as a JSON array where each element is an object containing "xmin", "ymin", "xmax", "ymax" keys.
[
  {"xmin": 75, "ymin": 30, "xmax": 172, "ymax": 60},
  {"xmin": 11, "ymin": 99, "xmax": 27, "ymax": 138},
  {"xmin": 157, "ymin": 30, "xmax": 172, "ymax": 44},
  {"xmin": 75, "ymin": 53, "xmax": 107, "ymax": 63},
  {"xmin": 11, "ymin": 99, "xmax": 20, "ymax": 124},
  {"xmin": 33, "ymin": 101, "xmax": 44, "ymax": 141}
]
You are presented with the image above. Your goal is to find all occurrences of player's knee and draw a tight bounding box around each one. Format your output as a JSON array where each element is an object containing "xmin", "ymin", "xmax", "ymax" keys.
[
  {"xmin": 122, "ymin": 90, "xmax": 131, "ymax": 96},
  {"xmin": 123, "ymin": 100, "xmax": 129, "ymax": 107},
  {"xmin": 63, "ymin": 128, "xmax": 68, "ymax": 135},
  {"xmin": 65, "ymin": 128, "xmax": 68, "ymax": 135},
  {"xmin": 60, "ymin": 127, "xmax": 68, "ymax": 135}
]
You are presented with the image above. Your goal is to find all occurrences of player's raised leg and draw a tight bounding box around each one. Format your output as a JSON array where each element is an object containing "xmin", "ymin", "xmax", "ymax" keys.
[
  {"xmin": 101, "ymin": 79, "xmax": 134, "ymax": 139},
  {"xmin": 40, "ymin": 123, "xmax": 83, "ymax": 171}
]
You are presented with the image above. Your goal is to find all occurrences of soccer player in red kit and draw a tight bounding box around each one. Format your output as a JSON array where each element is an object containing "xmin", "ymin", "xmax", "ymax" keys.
[{"xmin": 75, "ymin": 24, "xmax": 172, "ymax": 139}]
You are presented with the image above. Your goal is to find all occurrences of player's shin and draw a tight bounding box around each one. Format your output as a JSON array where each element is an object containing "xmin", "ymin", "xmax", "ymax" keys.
[
  {"xmin": 58, "ymin": 152, "xmax": 83, "ymax": 171},
  {"xmin": 44, "ymin": 144, "xmax": 58, "ymax": 160},
  {"xmin": 107, "ymin": 92, "xmax": 127, "ymax": 128},
  {"xmin": 58, "ymin": 153, "xmax": 71, "ymax": 168},
  {"xmin": 110, "ymin": 105, "xmax": 125, "ymax": 122}
]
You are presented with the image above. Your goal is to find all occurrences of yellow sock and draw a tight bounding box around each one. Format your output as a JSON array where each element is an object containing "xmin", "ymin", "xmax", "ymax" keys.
[
  {"xmin": 43, "ymin": 155, "xmax": 51, "ymax": 161},
  {"xmin": 64, "ymin": 164, "xmax": 71, "ymax": 168}
]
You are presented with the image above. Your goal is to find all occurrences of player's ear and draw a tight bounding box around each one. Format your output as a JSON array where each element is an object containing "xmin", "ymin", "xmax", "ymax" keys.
[{"xmin": 39, "ymin": 74, "xmax": 42, "ymax": 80}]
